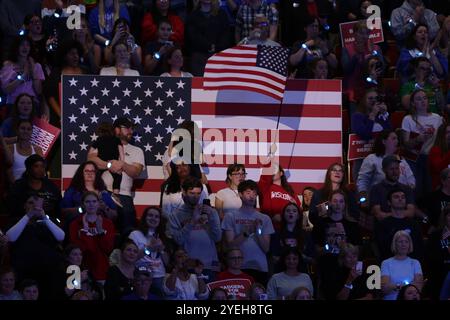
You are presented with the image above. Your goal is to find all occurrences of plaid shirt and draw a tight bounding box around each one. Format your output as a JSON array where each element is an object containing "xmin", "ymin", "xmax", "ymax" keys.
[{"xmin": 236, "ymin": 1, "xmax": 278, "ymax": 40}]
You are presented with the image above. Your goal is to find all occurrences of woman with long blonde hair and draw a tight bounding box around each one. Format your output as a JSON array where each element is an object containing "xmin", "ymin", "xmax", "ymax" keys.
[{"xmin": 88, "ymin": 0, "xmax": 130, "ymax": 42}]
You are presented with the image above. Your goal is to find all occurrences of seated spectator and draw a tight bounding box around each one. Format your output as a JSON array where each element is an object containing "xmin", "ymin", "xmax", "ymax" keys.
[
  {"xmin": 0, "ymin": 268, "xmax": 22, "ymax": 300},
  {"xmin": 238, "ymin": 14, "xmax": 280, "ymax": 46},
  {"xmin": 305, "ymin": 57, "xmax": 329, "ymax": 79},
  {"xmin": 313, "ymin": 190, "xmax": 362, "ymax": 247},
  {"xmin": 429, "ymin": 124, "xmax": 450, "ymax": 191},
  {"xmin": 1, "ymin": 93, "xmax": 39, "ymax": 143},
  {"xmin": 402, "ymin": 89, "xmax": 443, "ymax": 196},
  {"xmin": 7, "ymin": 154, "xmax": 61, "ymax": 220},
  {"xmin": 424, "ymin": 205, "xmax": 450, "ymax": 299},
  {"xmin": 19, "ymin": 279, "xmax": 39, "ymax": 300},
  {"xmin": 320, "ymin": 243, "xmax": 374, "ymax": 300},
  {"xmin": 160, "ymin": 46, "xmax": 193, "ymax": 77},
  {"xmin": 397, "ymin": 24, "xmax": 447, "ymax": 84},
  {"xmin": 341, "ymin": 21, "xmax": 383, "ymax": 106},
  {"xmin": 100, "ymin": 41, "xmax": 140, "ymax": 76},
  {"xmin": 163, "ymin": 248, "xmax": 209, "ymax": 300},
  {"xmin": 71, "ymin": 14, "xmax": 102, "ymax": 74},
  {"xmin": 246, "ymin": 282, "xmax": 268, "ymax": 300},
  {"xmin": 222, "ymin": 180, "xmax": 275, "ymax": 285},
  {"xmin": 215, "ymin": 164, "xmax": 246, "ymax": 220},
  {"xmin": 6, "ymin": 195, "xmax": 65, "ymax": 299},
  {"xmin": 61, "ymin": 161, "xmax": 117, "ymax": 228},
  {"xmin": 374, "ymin": 188, "xmax": 424, "ymax": 261},
  {"xmin": 5, "ymin": 119, "xmax": 43, "ymax": 184},
  {"xmin": 104, "ymin": 240, "xmax": 139, "ymax": 300},
  {"xmin": 289, "ymin": 15, "xmax": 337, "ymax": 79},
  {"xmin": 69, "ymin": 191, "xmax": 115, "ymax": 283},
  {"xmin": 0, "ymin": 35, "xmax": 45, "ymax": 108},
  {"xmin": 103, "ymin": 18, "xmax": 142, "ymax": 72},
  {"xmin": 235, "ymin": 0, "xmax": 278, "ymax": 43},
  {"xmin": 351, "ymin": 88, "xmax": 391, "ymax": 142},
  {"xmin": 141, "ymin": 0, "xmax": 184, "ymax": 47},
  {"xmin": 288, "ymin": 286, "xmax": 313, "ymax": 300},
  {"xmin": 144, "ymin": 19, "xmax": 176, "ymax": 76},
  {"xmin": 161, "ymin": 161, "xmax": 208, "ymax": 219},
  {"xmin": 381, "ymin": 230, "xmax": 423, "ymax": 300},
  {"xmin": 397, "ymin": 283, "xmax": 421, "ymax": 300},
  {"xmin": 128, "ymin": 206, "xmax": 170, "ymax": 297},
  {"xmin": 390, "ymin": 0, "xmax": 440, "ymax": 45},
  {"xmin": 267, "ymin": 248, "xmax": 314, "ymax": 300},
  {"xmin": 369, "ymin": 155, "xmax": 416, "ymax": 220},
  {"xmin": 258, "ymin": 161, "xmax": 301, "ymax": 230},
  {"xmin": 88, "ymin": 0, "xmax": 130, "ymax": 43},
  {"xmin": 209, "ymin": 287, "xmax": 229, "ymax": 300},
  {"xmin": 185, "ymin": 0, "xmax": 230, "ymax": 76},
  {"xmin": 168, "ymin": 177, "xmax": 221, "ymax": 281},
  {"xmin": 217, "ymin": 248, "xmax": 254, "ymax": 299},
  {"xmin": 357, "ymin": 130, "xmax": 415, "ymax": 198},
  {"xmin": 309, "ymin": 163, "xmax": 360, "ymax": 226},
  {"xmin": 122, "ymin": 266, "xmax": 160, "ymax": 300},
  {"xmin": 400, "ymin": 57, "xmax": 445, "ymax": 114}
]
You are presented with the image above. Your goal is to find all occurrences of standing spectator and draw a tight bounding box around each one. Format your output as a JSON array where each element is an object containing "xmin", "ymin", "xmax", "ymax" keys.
[
  {"xmin": 357, "ymin": 130, "xmax": 415, "ymax": 198},
  {"xmin": 88, "ymin": 117, "xmax": 145, "ymax": 234},
  {"xmin": 6, "ymin": 195, "xmax": 65, "ymax": 299},
  {"xmin": 381, "ymin": 230, "xmax": 423, "ymax": 300},
  {"xmin": 89, "ymin": 0, "xmax": 130, "ymax": 42},
  {"xmin": 7, "ymin": 154, "xmax": 61, "ymax": 220},
  {"xmin": 5, "ymin": 119, "xmax": 43, "ymax": 184},
  {"xmin": 238, "ymin": 14, "xmax": 280, "ymax": 46},
  {"xmin": 267, "ymin": 248, "xmax": 314, "ymax": 300},
  {"xmin": 160, "ymin": 46, "xmax": 193, "ymax": 77},
  {"xmin": 429, "ymin": 124, "xmax": 450, "ymax": 191},
  {"xmin": 101, "ymin": 41, "xmax": 140, "ymax": 76},
  {"xmin": 71, "ymin": 15, "xmax": 102, "ymax": 74},
  {"xmin": 163, "ymin": 248, "xmax": 209, "ymax": 300},
  {"xmin": 374, "ymin": 189, "xmax": 424, "ymax": 261},
  {"xmin": 0, "ymin": 36, "xmax": 45, "ymax": 108},
  {"xmin": 222, "ymin": 180, "xmax": 275, "ymax": 285},
  {"xmin": 141, "ymin": 0, "xmax": 184, "ymax": 47},
  {"xmin": 235, "ymin": 0, "xmax": 278, "ymax": 43},
  {"xmin": 144, "ymin": 19, "xmax": 175, "ymax": 76},
  {"xmin": 104, "ymin": 240, "xmax": 139, "ymax": 300},
  {"xmin": 369, "ymin": 155, "xmax": 416, "ymax": 221},
  {"xmin": 185, "ymin": 0, "xmax": 230, "ymax": 76},
  {"xmin": 23, "ymin": 14, "xmax": 48, "ymax": 68},
  {"xmin": 396, "ymin": 24, "xmax": 447, "ymax": 84},
  {"xmin": 0, "ymin": 268, "xmax": 22, "ymax": 300},
  {"xmin": 402, "ymin": 89, "xmax": 443, "ymax": 197},
  {"xmin": 128, "ymin": 206, "xmax": 170, "ymax": 297},
  {"xmin": 390, "ymin": 0, "xmax": 440, "ymax": 45},
  {"xmin": 168, "ymin": 177, "xmax": 221, "ymax": 281},
  {"xmin": 69, "ymin": 191, "xmax": 115, "ymax": 282},
  {"xmin": 215, "ymin": 164, "xmax": 246, "ymax": 220}
]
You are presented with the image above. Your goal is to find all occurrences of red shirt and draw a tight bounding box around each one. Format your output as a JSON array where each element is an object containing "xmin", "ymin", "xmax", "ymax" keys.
[
  {"xmin": 429, "ymin": 146, "xmax": 450, "ymax": 190},
  {"xmin": 69, "ymin": 214, "xmax": 116, "ymax": 281},
  {"xmin": 141, "ymin": 12, "xmax": 185, "ymax": 47},
  {"xmin": 258, "ymin": 174, "xmax": 301, "ymax": 230}
]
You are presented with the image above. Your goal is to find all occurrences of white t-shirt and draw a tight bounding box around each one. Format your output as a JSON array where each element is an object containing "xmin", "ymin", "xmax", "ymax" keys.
[
  {"xmin": 215, "ymin": 187, "xmax": 242, "ymax": 215},
  {"xmin": 160, "ymin": 71, "xmax": 193, "ymax": 77},
  {"xmin": 163, "ymin": 274, "xmax": 209, "ymax": 300},
  {"xmin": 102, "ymin": 143, "xmax": 145, "ymax": 196},
  {"xmin": 100, "ymin": 67, "xmax": 140, "ymax": 76},
  {"xmin": 381, "ymin": 256, "xmax": 422, "ymax": 300},
  {"xmin": 401, "ymin": 113, "xmax": 443, "ymax": 155}
]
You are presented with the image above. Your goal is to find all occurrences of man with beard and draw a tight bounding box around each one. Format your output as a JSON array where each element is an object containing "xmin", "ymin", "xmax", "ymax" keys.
[
  {"xmin": 168, "ymin": 176, "xmax": 221, "ymax": 282},
  {"xmin": 88, "ymin": 117, "xmax": 145, "ymax": 234}
]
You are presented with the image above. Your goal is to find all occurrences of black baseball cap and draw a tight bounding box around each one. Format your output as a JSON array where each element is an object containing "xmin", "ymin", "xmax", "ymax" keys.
[{"xmin": 113, "ymin": 117, "xmax": 134, "ymax": 128}]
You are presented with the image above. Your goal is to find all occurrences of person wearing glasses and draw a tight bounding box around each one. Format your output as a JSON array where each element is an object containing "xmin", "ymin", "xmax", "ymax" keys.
[
  {"xmin": 215, "ymin": 164, "xmax": 247, "ymax": 220},
  {"xmin": 238, "ymin": 14, "xmax": 280, "ymax": 46}
]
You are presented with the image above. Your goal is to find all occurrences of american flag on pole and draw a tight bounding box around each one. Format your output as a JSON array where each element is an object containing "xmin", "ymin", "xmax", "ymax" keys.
[
  {"xmin": 203, "ymin": 45, "xmax": 289, "ymax": 101},
  {"xmin": 62, "ymin": 75, "xmax": 342, "ymax": 211}
]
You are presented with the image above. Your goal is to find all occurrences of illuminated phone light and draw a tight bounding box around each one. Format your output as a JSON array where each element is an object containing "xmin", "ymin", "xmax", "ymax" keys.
[
  {"xmin": 104, "ymin": 40, "xmax": 110, "ymax": 46},
  {"xmin": 144, "ymin": 248, "xmax": 151, "ymax": 255},
  {"xmin": 388, "ymin": 21, "xmax": 391, "ymax": 27},
  {"xmin": 19, "ymin": 29, "xmax": 25, "ymax": 36},
  {"xmin": 325, "ymin": 244, "xmax": 330, "ymax": 251},
  {"xmin": 323, "ymin": 24, "xmax": 330, "ymax": 31},
  {"xmin": 403, "ymin": 280, "xmax": 410, "ymax": 285},
  {"xmin": 359, "ymin": 197, "xmax": 367, "ymax": 203},
  {"xmin": 78, "ymin": 207, "xmax": 83, "ymax": 214}
]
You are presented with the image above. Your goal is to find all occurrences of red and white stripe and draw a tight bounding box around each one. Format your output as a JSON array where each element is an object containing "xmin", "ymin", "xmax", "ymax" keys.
[{"xmin": 203, "ymin": 45, "xmax": 286, "ymax": 101}]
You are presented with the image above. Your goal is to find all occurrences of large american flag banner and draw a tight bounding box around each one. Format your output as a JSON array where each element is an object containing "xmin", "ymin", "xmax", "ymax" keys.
[
  {"xmin": 62, "ymin": 75, "xmax": 342, "ymax": 211},
  {"xmin": 203, "ymin": 45, "xmax": 289, "ymax": 101}
]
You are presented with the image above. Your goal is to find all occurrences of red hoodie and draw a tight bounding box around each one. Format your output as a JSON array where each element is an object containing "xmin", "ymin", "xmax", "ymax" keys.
[
  {"xmin": 141, "ymin": 12, "xmax": 185, "ymax": 47},
  {"xmin": 69, "ymin": 214, "xmax": 116, "ymax": 281},
  {"xmin": 258, "ymin": 173, "xmax": 301, "ymax": 230}
]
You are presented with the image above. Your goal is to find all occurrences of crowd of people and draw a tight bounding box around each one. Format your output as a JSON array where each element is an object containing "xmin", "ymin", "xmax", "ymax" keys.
[{"xmin": 0, "ymin": 0, "xmax": 450, "ymax": 300}]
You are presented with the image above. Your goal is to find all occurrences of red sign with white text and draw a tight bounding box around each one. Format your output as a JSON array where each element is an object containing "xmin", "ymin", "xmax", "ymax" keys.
[
  {"xmin": 32, "ymin": 118, "xmax": 61, "ymax": 158},
  {"xmin": 339, "ymin": 19, "xmax": 384, "ymax": 50},
  {"xmin": 348, "ymin": 134, "xmax": 375, "ymax": 161},
  {"xmin": 207, "ymin": 279, "xmax": 252, "ymax": 300}
]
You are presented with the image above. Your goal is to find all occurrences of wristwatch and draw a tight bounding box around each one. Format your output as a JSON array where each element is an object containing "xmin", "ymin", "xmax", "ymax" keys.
[{"xmin": 344, "ymin": 283, "xmax": 353, "ymax": 290}]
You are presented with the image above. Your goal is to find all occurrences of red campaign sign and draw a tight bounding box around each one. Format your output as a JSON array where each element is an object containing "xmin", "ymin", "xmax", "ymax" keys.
[
  {"xmin": 31, "ymin": 118, "xmax": 61, "ymax": 158},
  {"xmin": 339, "ymin": 18, "xmax": 384, "ymax": 50},
  {"xmin": 348, "ymin": 134, "xmax": 375, "ymax": 161},
  {"xmin": 207, "ymin": 278, "xmax": 252, "ymax": 300}
]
